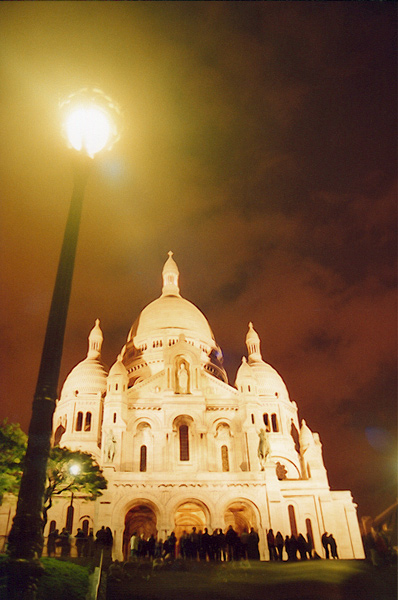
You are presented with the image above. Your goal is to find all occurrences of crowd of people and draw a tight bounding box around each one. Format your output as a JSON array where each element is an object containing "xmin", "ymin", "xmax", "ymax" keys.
[
  {"xmin": 129, "ymin": 526, "xmax": 260, "ymax": 562},
  {"xmin": 45, "ymin": 523, "xmax": 340, "ymax": 562},
  {"xmin": 46, "ymin": 525, "xmax": 113, "ymax": 558},
  {"xmin": 265, "ymin": 529, "xmax": 338, "ymax": 561},
  {"xmin": 127, "ymin": 526, "xmax": 339, "ymax": 562}
]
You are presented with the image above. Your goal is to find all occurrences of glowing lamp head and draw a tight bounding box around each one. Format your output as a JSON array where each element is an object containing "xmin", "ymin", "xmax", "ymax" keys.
[
  {"xmin": 69, "ymin": 463, "xmax": 81, "ymax": 477},
  {"xmin": 61, "ymin": 88, "xmax": 120, "ymax": 158}
]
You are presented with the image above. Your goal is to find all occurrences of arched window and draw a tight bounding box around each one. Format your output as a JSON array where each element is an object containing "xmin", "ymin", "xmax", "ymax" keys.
[
  {"xmin": 66, "ymin": 505, "xmax": 74, "ymax": 534},
  {"xmin": 179, "ymin": 425, "xmax": 189, "ymax": 461},
  {"xmin": 82, "ymin": 519, "xmax": 89, "ymax": 536},
  {"xmin": 251, "ymin": 414, "xmax": 255, "ymax": 424},
  {"xmin": 221, "ymin": 445, "xmax": 229, "ymax": 471},
  {"xmin": 76, "ymin": 412, "xmax": 83, "ymax": 432},
  {"xmin": 271, "ymin": 413, "xmax": 279, "ymax": 432},
  {"xmin": 263, "ymin": 414, "xmax": 269, "ymax": 429},
  {"xmin": 288, "ymin": 505, "xmax": 298, "ymax": 537},
  {"xmin": 140, "ymin": 445, "xmax": 147, "ymax": 472},
  {"xmin": 84, "ymin": 412, "xmax": 92, "ymax": 432},
  {"xmin": 54, "ymin": 424, "xmax": 65, "ymax": 446},
  {"xmin": 113, "ymin": 413, "xmax": 117, "ymax": 424}
]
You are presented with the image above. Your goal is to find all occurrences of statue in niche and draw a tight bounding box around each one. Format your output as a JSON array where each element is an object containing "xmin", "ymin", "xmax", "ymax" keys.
[
  {"xmin": 176, "ymin": 360, "xmax": 189, "ymax": 394},
  {"xmin": 105, "ymin": 430, "xmax": 117, "ymax": 462},
  {"xmin": 257, "ymin": 428, "xmax": 270, "ymax": 471},
  {"xmin": 216, "ymin": 423, "xmax": 230, "ymax": 439}
]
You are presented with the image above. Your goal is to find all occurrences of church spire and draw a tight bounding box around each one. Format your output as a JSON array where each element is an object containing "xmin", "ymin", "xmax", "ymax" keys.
[
  {"xmin": 246, "ymin": 322, "xmax": 263, "ymax": 363},
  {"xmin": 87, "ymin": 319, "xmax": 103, "ymax": 359},
  {"xmin": 162, "ymin": 251, "xmax": 180, "ymax": 296}
]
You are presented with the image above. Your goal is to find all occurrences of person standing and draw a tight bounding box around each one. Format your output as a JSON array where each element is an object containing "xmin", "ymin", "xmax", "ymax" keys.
[
  {"xmin": 201, "ymin": 528, "xmax": 213, "ymax": 561},
  {"xmin": 267, "ymin": 529, "xmax": 277, "ymax": 561},
  {"xmin": 321, "ymin": 532, "xmax": 330, "ymax": 559},
  {"xmin": 147, "ymin": 534, "xmax": 156, "ymax": 560},
  {"xmin": 59, "ymin": 527, "xmax": 71, "ymax": 557},
  {"xmin": 190, "ymin": 527, "xmax": 199, "ymax": 560},
  {"xmin": 286, "ymin": 535, "xmax": 298, "ymax": 561},
  {"xmin": 275, "ymin": 531, "xmax": 284, "ymax": 561},
  {"xmin": 179, "ymin": 530, "xmax": 189, "ymax": 559},
  {"xmin": 167, "ymin": 531, "xmax": 177, "ymax": 559},
  {"xmin": 247, "ymin": 527, "xmax": 260, "ymax": 560},
  {"xmin": 47, "ymin": 528, "xmax": 58, "ymax": 557},
  {"xmin": 130, "ymin": 531, "xmax": 139, "ymax": 560},
  {"xmin": 217, "ymin": 528, "xmax": 227, "ymax": 561},
  {"xmin": 329, "ymin": 534, "xmax": 339, "ymax": 559},
  {"xmin": 75, "ymin": 528, "xmax": 86, "ymax": 557},
  {"xmin": 225, "ymin": 525, "xmax": 238, "ymax": 561},
  {"xmin": 240, "ymin": 528, "xmax": 249, "ymax": 560},
  {"xmin": 297, "ymin": 534, "xmax": 308, "ymax": 560},
  {"xmin": 86, "ymin": 529, "xmax": 95, "ymax": 557}
]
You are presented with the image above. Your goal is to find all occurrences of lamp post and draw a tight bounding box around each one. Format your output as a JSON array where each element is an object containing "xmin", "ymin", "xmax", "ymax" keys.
[
  {"xmin": 6, "ymin": 89, "xmax": 120, "ymax": 598},
  {"xmin": 66, "ymin": 463, "xmax": 81, "ymax": 534}
]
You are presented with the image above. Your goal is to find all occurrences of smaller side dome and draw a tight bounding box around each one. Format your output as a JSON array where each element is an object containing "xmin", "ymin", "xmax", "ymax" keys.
[
  {"xmin": 60, "ymin": 320, "xmax": 108, "ymax": 398},
  {"xmin": 109, "ymin": 354, "xmax": 128, "ymax": 379},
  {"xmin": 235, "ymin": 357, "xmax": 256, "ymax": 393},
  {"xmin": 235, "ymin": 356, "xmax": 254, "ymax": 382},
  {"xmin": 240, "ymin": 323, "xmax": 290, "ymax": 400}
]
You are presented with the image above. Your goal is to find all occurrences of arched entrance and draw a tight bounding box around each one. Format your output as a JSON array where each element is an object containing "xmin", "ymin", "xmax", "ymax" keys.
[
  {"xmin": 174, "ymin": 501, "xmax": 207, "ymax": 539},
  {"xmin": 224, "ymin": 501, "xmax": 257, "ymax": 534},
  {"xmin": 122, "ymin": 504, "xmax": 157, "ymax": 560}
]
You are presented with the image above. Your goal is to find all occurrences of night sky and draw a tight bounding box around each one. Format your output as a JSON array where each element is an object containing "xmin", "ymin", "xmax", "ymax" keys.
[{"xmin": 0, "ymin": 2, "xmax": 396, "ymax": 521}]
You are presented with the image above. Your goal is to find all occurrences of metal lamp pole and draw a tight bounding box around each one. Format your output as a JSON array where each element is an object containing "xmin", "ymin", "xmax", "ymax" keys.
[{"xmin": 6, "ymin": 88, "xmax": 120, "ymax": 599}]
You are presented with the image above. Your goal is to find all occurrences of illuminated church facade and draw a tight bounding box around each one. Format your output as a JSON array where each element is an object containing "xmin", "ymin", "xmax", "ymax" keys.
[{"xmin": 47, "ymin": 252, "xmax": 364, "ymax": 560}]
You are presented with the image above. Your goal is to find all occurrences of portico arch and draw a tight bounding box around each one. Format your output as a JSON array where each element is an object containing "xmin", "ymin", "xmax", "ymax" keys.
[
  {"xmin": 122, "ymin": 502, "xmax": 158, "ymax": 560},
  {"xmin": 223, "ymin": 499, "xmax": 259, "ymax": 535},
  {"xmin": 173, "ymin": 499, "xmax": 210, "ymax": 539}
]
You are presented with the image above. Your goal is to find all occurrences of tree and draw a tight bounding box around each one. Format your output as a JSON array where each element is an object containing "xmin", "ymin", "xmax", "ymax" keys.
[
  {"xmin": 0, "ymin": 421, "xmax": 107, "ymax": 526},
  {"xmin": 0, "ymin": 420, "xmax": 27, "ymax": 504},
  {"xmin": 43, "ymin": 446, "xmax": 107, "ymax": 526}
]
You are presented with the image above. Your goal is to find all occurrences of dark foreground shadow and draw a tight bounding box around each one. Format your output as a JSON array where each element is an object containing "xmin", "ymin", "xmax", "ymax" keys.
[{"xmin": 106, "ymin": 559, "xmax": 397, "ymax": 600}]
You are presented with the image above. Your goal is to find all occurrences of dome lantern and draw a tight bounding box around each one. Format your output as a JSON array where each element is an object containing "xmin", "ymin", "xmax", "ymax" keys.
[
  {"xmin": 162, "ymin": 251, "xmax": 180, "ymax": 296},
  {"xmin": 88, "ymin": 319, "xmax": 103, "ymax": 359},
  {"xmin": 246, "ymin": 322, "xmax": 263, "ymax": 363}
]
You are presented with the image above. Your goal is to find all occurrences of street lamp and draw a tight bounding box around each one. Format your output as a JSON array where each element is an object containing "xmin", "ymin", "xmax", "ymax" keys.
[
  {"xmin": 66, "ymin": 463, "xmax": 81, "ymax": 534},
  {"xmin": 6, "ymin": 88, "xmax": 120, "ymax": 597}
]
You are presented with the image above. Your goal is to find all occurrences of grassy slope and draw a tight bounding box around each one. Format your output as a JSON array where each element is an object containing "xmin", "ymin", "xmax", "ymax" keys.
[{"xmin": 107, "ymin": 560, "xmax": 397, "ymax": 600}]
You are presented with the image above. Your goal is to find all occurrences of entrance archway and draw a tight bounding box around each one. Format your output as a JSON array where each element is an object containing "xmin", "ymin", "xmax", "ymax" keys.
[
  {"xmin": 174, "ymin": 501, "xmax": 207, "ymax": 539},
  {"xmin": 224, "ymin": 501, "xmax": 257, "ymax": 534},
  {"xmin": 122, "ymin": 504, "xmax": 157, "ymax": 560}
]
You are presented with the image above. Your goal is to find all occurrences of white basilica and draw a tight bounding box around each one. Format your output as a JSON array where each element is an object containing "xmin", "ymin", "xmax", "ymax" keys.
[{"xmin": 47, "ymin": 252, "xmax": 364, "ymax": 560}]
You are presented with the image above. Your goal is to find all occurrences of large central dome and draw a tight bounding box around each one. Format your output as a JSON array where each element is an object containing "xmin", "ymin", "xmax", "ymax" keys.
[
  {"xmin": 129, "ymin": 295, "xmax": 215, "ymax": 345},
  {"xmin": 123, "ymin": 252, "xmax": 226, "ymax": 385},
  {"xmin": 127, "ymin": 252, "xmax": 215, "ymax": 346}
]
